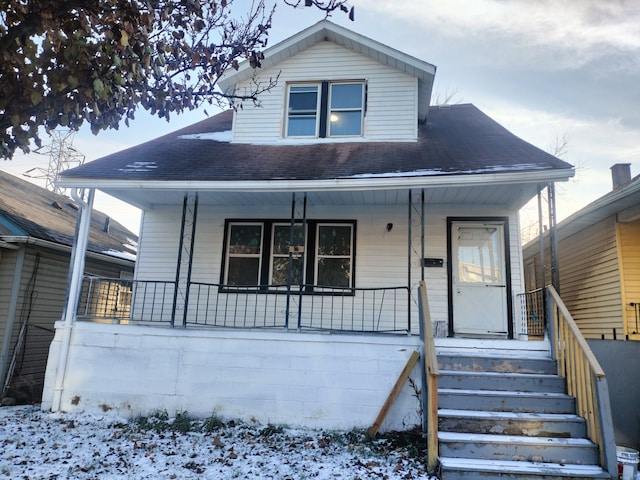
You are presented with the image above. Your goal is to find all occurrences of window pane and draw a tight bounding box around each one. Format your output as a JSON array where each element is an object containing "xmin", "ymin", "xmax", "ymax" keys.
[
  {"xmin": 317, "ymin": 226, "xmax": 352, "ymax": 256},
  {"xmin": 330, "ymin": 83, "xmax": 363, "ymax": 109},
  {"xmin": 273, "ymin": 225, "xmax": 304, "ymax": 255},
  {"xmin": 317, "ymin": 258, "xmax": 351, "ymax": 287},
  {"xmin": 228, "ymin": 225, "xmax": 262, "ymax": 255},
  {"xmin": 227, "ymin": 258, "xmax": 260, "ymax": 286},
  {"xmin": 329, "ymin": 111, "xmax": 362, "ymax": 136},
  {"xmin": 287, "ymin": 116, "xmax": 317, "ymax": 136},
  {"xmin": 289, "ymin": 86, "xmax": 318, "ymax": 111},
  {"xmin": 456, "ymin": 227, "xmax": 502, "ymax": 284},
  {"xmin": 271, "ymin": 257, "xmax": 303, "ymax": 285}
]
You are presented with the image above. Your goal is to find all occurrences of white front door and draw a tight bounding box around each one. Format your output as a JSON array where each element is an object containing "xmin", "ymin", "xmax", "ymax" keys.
[{"xmin": 451, "ymin": 222, "xmax": 509, "ymax": 337}]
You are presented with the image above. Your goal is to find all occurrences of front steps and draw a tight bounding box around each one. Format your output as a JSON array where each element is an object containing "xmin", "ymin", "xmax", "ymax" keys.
[{"xmin": 435, "ymin": 341, "xmax": 611, "ymax": 479}]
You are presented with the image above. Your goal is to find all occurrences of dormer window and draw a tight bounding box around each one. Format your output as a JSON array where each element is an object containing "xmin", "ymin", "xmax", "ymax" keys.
[
  {"xmin": 287, "ymin": 85, "xmax": 320, "ymax": 137},
  {"xmin": 286, "ymin": 81, "xmax": 364, "ymax": 138}
]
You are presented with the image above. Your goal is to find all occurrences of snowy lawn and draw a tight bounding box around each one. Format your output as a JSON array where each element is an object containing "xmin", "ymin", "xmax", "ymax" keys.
[{"xmin": 0, "ymin": 406, "xmax": 437, "ymax": 479}]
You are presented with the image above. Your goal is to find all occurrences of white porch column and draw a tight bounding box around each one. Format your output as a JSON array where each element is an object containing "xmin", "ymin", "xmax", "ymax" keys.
[{"xmin": 50, "ymin": 187, "xmax": 95, "ymax": 412}]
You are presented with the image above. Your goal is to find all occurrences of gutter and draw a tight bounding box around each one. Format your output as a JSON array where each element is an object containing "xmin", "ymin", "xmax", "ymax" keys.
[
  {"xmin": 57, "ymin": 168, "xmax": 575, "ymax": 193},
  {"xmin": 0, "ymin": 235, "xmax": 135, "ymax": 266}
]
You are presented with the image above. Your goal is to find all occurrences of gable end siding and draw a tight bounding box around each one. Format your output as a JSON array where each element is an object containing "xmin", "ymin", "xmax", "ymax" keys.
[{"xmin": 231, "ymin": 41, "xmax": 418, "ymax": 143}]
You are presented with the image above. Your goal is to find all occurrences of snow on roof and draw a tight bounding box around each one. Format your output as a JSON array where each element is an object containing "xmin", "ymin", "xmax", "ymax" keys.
[
  {"xmin": 178, "ymin": 130, "xmax": 233, "ymax": 142},
  {"xmin": 102, "ymin": 248, "xmax": 137, "ymax": 262}
]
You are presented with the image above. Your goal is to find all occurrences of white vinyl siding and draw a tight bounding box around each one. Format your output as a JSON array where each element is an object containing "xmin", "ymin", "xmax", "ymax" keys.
[
  {"xmin": 134, "ymin": 202, "xmax": 520, "ymax": 335},
  {"xmin": 134, "ymin": 206, "xmax": 184, "ymax": 282},
  {"xmin": 231, "ymin": 41, "xmax": 417, "ymax": 143}
]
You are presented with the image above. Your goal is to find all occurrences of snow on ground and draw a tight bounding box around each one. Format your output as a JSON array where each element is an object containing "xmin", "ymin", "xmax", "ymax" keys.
[{"xmin": 0, "ymin": 406, "xmax": 437, "ymax": 479}]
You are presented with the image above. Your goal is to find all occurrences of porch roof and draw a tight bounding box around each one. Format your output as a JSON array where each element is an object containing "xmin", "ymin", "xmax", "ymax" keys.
[{"xmin": 58, "ymin": 104, "xmax": 573, "ymax": 210}]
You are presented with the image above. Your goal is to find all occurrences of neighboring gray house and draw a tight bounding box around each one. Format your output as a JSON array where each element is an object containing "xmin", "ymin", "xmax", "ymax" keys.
[{"xmin": 0, "ymin": 170, "xmax": 136, "ymax": 403}]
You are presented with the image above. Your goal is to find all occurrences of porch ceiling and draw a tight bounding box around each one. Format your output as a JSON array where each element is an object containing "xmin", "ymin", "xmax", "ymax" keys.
[{"xmin": 97, "ymin": 181, "xmax": 542, "ymax": 211}]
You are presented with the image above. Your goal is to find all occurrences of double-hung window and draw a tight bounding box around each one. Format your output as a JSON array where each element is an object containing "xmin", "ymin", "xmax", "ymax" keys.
[
  {"xmin": 286, "ymin": 81, "xmax": 364, "ymax": 138},
  {"xmin": 222, "ymin": 220, "xmax": 355, "ymax": 290},
  {"xmin": 287, "ymin": 86, "xmax": 320, "ymax": 137}
]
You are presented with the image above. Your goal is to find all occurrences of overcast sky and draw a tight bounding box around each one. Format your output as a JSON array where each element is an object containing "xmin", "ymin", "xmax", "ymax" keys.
[{"xmin": 2, "ymin": 0, "xmax": 639, "ymax": 235}]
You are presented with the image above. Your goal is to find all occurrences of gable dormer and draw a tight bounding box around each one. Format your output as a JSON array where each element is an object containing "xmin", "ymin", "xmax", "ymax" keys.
[{"xmin": 218, "ymin": 20, "xmax": 436, "ymax": 144}]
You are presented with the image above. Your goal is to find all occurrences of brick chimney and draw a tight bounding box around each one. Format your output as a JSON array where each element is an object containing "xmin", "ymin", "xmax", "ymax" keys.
[{"xmin": 611, "ymin": 163, "xmax": 632, "ymax": 190}]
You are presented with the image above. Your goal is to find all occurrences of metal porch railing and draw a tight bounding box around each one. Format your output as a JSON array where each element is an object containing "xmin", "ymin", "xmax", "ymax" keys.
[
  {"xmin": 546, "ymin": 285, "xmax": 617, "ymax": 476},
  {"xmin": 78, "ymin": 276, "xmax": 175, "ymax": 325},
  {"xmin": 77, "ymin": 276, "xmax": 412, "ymax": 334}
]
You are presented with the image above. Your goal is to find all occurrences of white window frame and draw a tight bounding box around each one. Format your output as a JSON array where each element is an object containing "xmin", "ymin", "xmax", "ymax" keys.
[
  {"xmin": 285, "ymin": 83, "xmax": 321, "ymax": 138},
  {"xmin": 328, "ymin": 82, "xmax": 365, "ymax": 137},
  {"xmin": 285, "ymin": 81, "xmax": 365, "ymax": 139}
]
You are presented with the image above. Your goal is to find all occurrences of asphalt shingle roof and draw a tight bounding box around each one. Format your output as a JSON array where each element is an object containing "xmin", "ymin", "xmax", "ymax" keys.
[
  {"xmin": 60, "ymin": 104, "xmax": 571, "ymax": 183},
  {"xmin": 0, "ymin": 170, "xmax": 137, "ymax": 259}
]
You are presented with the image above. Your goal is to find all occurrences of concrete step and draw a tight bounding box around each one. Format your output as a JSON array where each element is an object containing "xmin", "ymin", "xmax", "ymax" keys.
[
  {"xmin": 438, "ymin": 388, "xmax": 575, "ymax": 414},
  {"xmin": 435, "ymin": 338, "xmax": 552, "ymax": 358},
  {"xmin": 439, "ymin": 458, "xmax": 611, "ymax": 479},
  {"xmin": 438, "ymin": 409, "xmax": 587, "ymax": 438},
  {"xmin": 439, "ymin": 370, "xmax": 566, "ymax": 393},
  {"xmin": 438, "ymin": 431, "xmax": 599, "ymax": 465},
  {"xmin": 438, "ymin": 353, "xmax": 557, "ymax": 375}
]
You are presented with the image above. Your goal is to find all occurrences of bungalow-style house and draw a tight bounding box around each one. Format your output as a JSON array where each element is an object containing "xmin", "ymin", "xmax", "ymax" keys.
[
  {"xmin": 42, "ymin": 21, "xmax": 619, "ymax": 477},
  {"xmin": 0, "ymin": 170, "xmax": 136, "ymax": 404},
  {"xmin": 524, "ymin": 163, "xmax": 640, "ymax": 340}
]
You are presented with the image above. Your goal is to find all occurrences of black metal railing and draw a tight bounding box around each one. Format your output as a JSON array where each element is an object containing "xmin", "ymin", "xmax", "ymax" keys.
[
  {"xmin": 299, "ymin": 285, "xmax": 410, "ymax": 333},
  {"xmin": 77, "ymin": 276, "xmax": 411, "ymax": 334},
  {"xmin": 78, "ymin": 276, "xmax": 176, "ymax": 325},
  {"xmin": 517, "ymin": 288, "xmax": 545, "ymax": 337},
  {"xmin": 186, "ymin": 283, "xmax": 290, "ymax": 329}
]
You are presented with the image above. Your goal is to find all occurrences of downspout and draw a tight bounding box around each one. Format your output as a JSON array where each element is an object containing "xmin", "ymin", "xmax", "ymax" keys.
[
  {"xmin": 0, "ymin": 245, "xmax": 26, "ymax": 391},
  {"xmin": 50, "ymin": 188, "xmax": 94, "ymax": 412}
]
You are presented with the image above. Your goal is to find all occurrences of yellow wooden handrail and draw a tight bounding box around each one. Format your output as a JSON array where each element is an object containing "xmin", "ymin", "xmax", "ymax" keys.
[
  {"xmin": 418, "ymin": 281, "xmax": 439, "ymax": 471},
  {"xmin": 547, "ymin": 285, "xmax": 605, "ymax": 377},
  {"xmin": 546, "ymin": 285, "xmax": 616, "ymax": 473}
]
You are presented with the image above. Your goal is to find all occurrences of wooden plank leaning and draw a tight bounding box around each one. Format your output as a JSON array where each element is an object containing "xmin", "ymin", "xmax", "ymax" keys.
[{"xmin": 368, "ymin": 350, "xmax": 420, "ymax": 439}]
